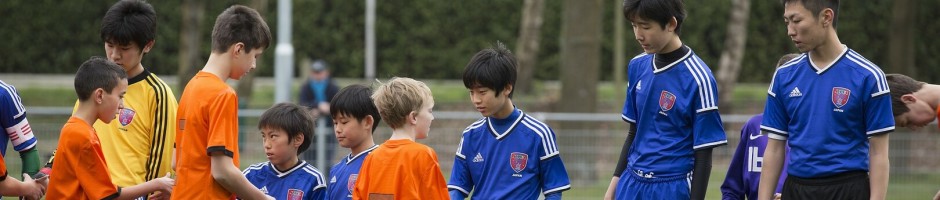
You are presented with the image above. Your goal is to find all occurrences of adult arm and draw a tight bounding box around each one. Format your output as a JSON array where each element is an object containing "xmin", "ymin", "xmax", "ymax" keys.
[
  {"xmin": 210, "ymin": 153, "xmax": 270, "ymax": 200},
  {"xmin": 868, "ymin": 134, "xmax": 889, "ymax": 200},
  {"xmin": 757, "ymin": 138, "xmax": 785, "ymax": 200}
]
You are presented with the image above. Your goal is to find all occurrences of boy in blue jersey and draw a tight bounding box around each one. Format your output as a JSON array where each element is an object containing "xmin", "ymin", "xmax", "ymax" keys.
[
  {"xmin": 448, "ymin": 43, "xmax": 571, "ymax": 199},
  {"xmin": 603, "ymin": 0, "xmax": 728, "ymax": 199},
  {"xmin": 884, "ymin": 73, "xmax": 940, "ymax": 200},
  {"xmin": 720, "ymin": 54, "xmax": 799, "ymax": 200},
  {"xmin": 324, "ymin": 84, "xmax": 382, "ymax": 200},
  {"xmin": 757, "ymin": 1, "xmax": 893, "ymax": 199},
  {"xmin": 0, "ymin": 80, "xmax": 41, "ymax": 177},
  {"xmin": 243, "ymin": 103, "xmax": 326, "ymax": 200},
  {"xmin": 0, "ymin": 80, "xmax": 46, "ymax": 200}
]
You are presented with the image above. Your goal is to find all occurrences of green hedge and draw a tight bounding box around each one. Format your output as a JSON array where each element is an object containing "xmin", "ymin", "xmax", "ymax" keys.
[{"xmin": 1, "ymin": 0, "xmax": 937, "ymax": 83}]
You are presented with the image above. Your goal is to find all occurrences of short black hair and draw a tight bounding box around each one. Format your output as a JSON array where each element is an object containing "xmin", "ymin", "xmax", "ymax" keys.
[
  {"xmin": 211, "ymin": 5, "xmax": 272, "ymax": 53},
  {"xmin": 258, "ymin": 103, "xmax": 315, "ymax": 155},
  {"xmin": 101, "ymin": 0, "xmax": 156, "ymax": 48},
  {"xmin": 462, "ymin": 42, "xmax": 518, "ymax": 98},
  {"xmin": 886, "ymin": 74, "xmax": 925, "ymax": 117},
  {"xmin": 330, "ymin": 84, "xmax": 382, "ymax": 133},
  {"xmin": 623, "ymin": 0, "xmax": 686, "ymax": 35},
  {"xmin": 74, "ymin": 57, "xmax": 127, "ymax": 101},
  {"xmin": 781, "ymin": 0, "xmax": 840, "ymax": 28}
]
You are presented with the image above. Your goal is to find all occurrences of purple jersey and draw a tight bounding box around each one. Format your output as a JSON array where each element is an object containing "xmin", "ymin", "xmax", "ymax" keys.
[{"xmin": 720, "ymin": 114, "xmax": 788, "ymax": 200}]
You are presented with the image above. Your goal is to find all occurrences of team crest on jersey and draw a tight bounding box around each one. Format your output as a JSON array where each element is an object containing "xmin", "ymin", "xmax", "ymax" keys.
[
  {"xmin": 348, "ymin": 174, "xmax": 359, "ymax": 193},
  {"xmin": 659, "ymin": 90, "xmax": 676, "ymax": 111},
  {"xmin": 510, "ymin": 152, "xmax": 528, "ymax": 177},
  {"xmin": 832, "ymin": 87, "xmax": 851, "ymax": 108},
  {"xmin": 287, "ymin": 189, "xmax": 304, "ymax": 200},
  {"xmin": 119, "ymin": 108, "xmax": 135, "ymax": 126}
]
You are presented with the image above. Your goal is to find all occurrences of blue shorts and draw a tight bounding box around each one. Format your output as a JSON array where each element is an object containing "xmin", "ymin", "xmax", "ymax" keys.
[{"xmin": 614, "ymin": 169, "xmax": 691, "ymax": 200}]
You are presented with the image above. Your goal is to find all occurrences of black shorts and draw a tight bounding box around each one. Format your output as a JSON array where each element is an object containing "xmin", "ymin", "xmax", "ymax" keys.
[{"xmin": 782, "ymin": 171, "xmax": 870, "ymax": 200}]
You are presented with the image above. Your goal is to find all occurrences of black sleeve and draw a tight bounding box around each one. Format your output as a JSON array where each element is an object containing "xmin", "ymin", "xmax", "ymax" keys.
[
  {"xmin": 613, "ymin": 122, "xmax": 637, "ymax": 177},
  {"xmin": 690, "ymin": 148, "xmax": 713, "ymax": 200}
]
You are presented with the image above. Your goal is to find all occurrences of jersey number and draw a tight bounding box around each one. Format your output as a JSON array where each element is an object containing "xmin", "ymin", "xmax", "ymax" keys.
[{"xmin": 747, "ymin": 147, "xmax": 762, "ymax": 173}]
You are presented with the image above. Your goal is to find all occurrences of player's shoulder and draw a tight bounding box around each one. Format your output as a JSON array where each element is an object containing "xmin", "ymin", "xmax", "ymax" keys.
[
  {"xmin": 771, "ymin": 53, "xmax": 807, "ymax": 78},
  {"xmin": 626, "ymin": 53, "xmax": 652, "ymax": 70},
  {"xmin": 519, "ymin": 112, "xmax": 552, "ymax": 131},
  {"xmin": 0, "ymin": 80, "xmax": 15, "ymax": 95},
  {"xmin": 462, "ymin": 117, "xmax": 487, "ymax": 135},
  {"xmin": 300, "ymin": 163, "xmax": 326, "ymax": 181},
  {"xmin": 517, "ymin": 113, "xmax": 557, "ymax": 140},
  {"xmin": 842, "ymin": 49, "xmax": 884, "ymax": 77},
  {"xmin": 242, "ymin": 161, "xmax": 269, "ymax": 175},
  {"xmin": 629, "ymin": 52, "xmax": 651, "ymax": 62},
  {"xmin": 139, "ymin": 73, "xmax": 177, "ymax": 95}
]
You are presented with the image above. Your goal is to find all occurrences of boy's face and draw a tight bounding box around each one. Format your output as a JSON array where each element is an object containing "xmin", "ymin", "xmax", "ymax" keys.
[
  {"xmin": 631, "ymin": 17, "xmax": 675, "ymax": 54},
  {"xmin": 261, "ymin": 126, "xmax": 301, "ymax": 168},
  {"xmin": 783, "ymin": 1, "xmax": 828, "ymax": 53},
  {"xmin": 413, "ymin": 100, "xmax": 435, "ymax": 139},
  {"xmin": 468, "ymin": 86, "xmax": 511, "ymax": 118},
  {"xmin": 104, "ymin": 41, "xmax": 152, "ymax": 72},
  {"xmin": 333, "ymin": 113, "xmax": 373, "ymax": 149},
  {"xmin": 230, "ymin": 46, "xmax": 264, "ymax": 80},
  {"xmin": 99, "ymin": 78, "xmax": 128, "ymax": 124},
  {"xmin": 895, "ymin": 94, "xmax": 937, "ymax": 130}
]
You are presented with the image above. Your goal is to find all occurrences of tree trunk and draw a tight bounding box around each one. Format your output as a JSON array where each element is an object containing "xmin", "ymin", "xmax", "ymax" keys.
[
  {"xmin": 514, "ymin": 0, "xmax": 544, "ymax": 96},
  {"xmin": 235, "ymin": 0, "xmax": 269, "ymax": 108},
  {"xmin": 558, "ymin": 0, "xmax": 602, "ymax": 184},
  {"xmin": 888, "ymin": 0, "xmax": 915, "ymax": 75},
  {"xmin": 177, "ymin": 0, "xmax": 205, "ymax": 94},
  {"xmin": 613, "ymin": 0, "xmax": 626, "ymax": 103},
  {"xmin": 715, "ymin": 0, "xmax": 751, "ymax": 113}
]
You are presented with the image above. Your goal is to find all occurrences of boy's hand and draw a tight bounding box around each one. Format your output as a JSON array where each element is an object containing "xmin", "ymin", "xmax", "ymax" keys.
[
  {"xmin": 21, "ymin": 173, "xmax": 45, "ymax": 200},
  {"xmin": 152, "ymin": 173, "xmax": 175, "ymax": 194}
]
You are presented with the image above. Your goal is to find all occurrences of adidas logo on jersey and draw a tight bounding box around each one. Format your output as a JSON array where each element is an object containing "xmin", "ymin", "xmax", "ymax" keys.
[
  {"xmin": 330, "ymin": 176, "xmax": 337, "ymax": 183},
  {"xmin": 635, "ymin": 80, "xmax": 643, "ymax": 90},
  {"xmin": 789, "ymin": 87, "xmax": 803, "ymax": 97},
  {"xmin": 261, "ymin": 186, "xmax": 268, "ymax": 194},
  {"xmin": 473, "ymin": 153, "xmax": 484, "ymax": 163}
]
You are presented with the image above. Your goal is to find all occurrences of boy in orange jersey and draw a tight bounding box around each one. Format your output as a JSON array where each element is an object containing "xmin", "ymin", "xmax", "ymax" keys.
[
  {"xmin": 171, "ymin": 4, "xmax": 273, "ymax": 200},
  {"xmin": 352, "ymin": 77, "xmax": 449, "ymax": 199},
  {"xmin": 47, "ymin": 57, "xmax": 174, "ymax": 200}
]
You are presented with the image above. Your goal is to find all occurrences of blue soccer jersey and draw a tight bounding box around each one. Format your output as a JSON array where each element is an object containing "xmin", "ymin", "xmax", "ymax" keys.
[
  {"xmin": 619, "ymin": 50, "xmax": 727, "ymax": 179},
  {"xmin": 0, "ymin": 80, "xmax": 37, "ymax": 156},
  {"xmin": 243, "ymin": 160, "xmax": 326, "ymax": 200},
  {"xmin": 760, "ymin": 47, "xmax": 894, "ymax": 178},
  {"xmin": 448, "ymin": 108, "xmax": 571, "ymax": 199},
  {"xmin": 720, "ymin": 114, "xmax": 788, "ymax": 200},
  {"xmin": 325, "ymin": 145, "xmax": 378, "ymax": 200}
]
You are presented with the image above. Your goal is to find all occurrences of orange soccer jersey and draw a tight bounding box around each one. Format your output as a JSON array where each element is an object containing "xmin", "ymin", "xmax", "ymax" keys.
[
  {"xmin": 47, "ymin": 117, "xmax": 120, "ymax": 200},
  {"xmin": 0, "ymin": 149, "xmax": 6, "ymax": 181},
  {"xmin": 172, "ymin": 71, "xmax": 241, "ymax": 199},
  {"xmin": 353, "ymin": 139, "xmax": 448, "ymax": 200}
]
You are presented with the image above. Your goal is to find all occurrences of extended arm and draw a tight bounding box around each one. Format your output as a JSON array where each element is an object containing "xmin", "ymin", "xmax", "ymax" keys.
[
  {"xmin": 210, "ymin": 153, "xmax": 270, "ymax": 200},
  {"xmin": 868, "ymin": 134, "xmax": 889, "ymax": 200},
  {"xmin": 757, "ymin": 139, "xmax": 786, "ymax": 200}
]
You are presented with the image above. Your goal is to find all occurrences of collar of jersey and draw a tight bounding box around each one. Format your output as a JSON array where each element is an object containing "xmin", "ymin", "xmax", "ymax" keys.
[
  {"xmin": 269, "ymin": 160, "xmax": 307, "ymax": 178},
  {"xmin": 345, "ymin": 145, "xmax": 379, "ymax": 164},
  {"xmin": 652, "ymin": 47, "xmax": 692, "ymax": 74},
  {"xmin": 487, "ymin": 109, "xmax": 524, "ymax": 140},
  {"xmin": 128, "ymin": 68, "xmax": 151, "ymax": 85},
  {"xmin": 808, "ymin": 44, "xmax": 849, "ymax": 75}
]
